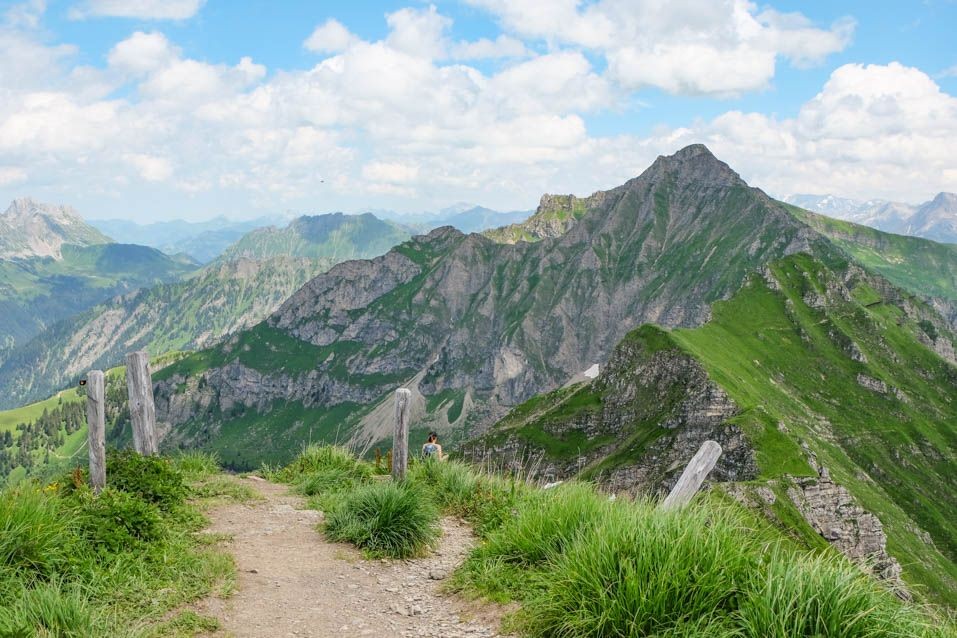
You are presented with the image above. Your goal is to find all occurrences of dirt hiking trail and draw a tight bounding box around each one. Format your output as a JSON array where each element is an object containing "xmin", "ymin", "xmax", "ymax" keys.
[{"xmin": 196, "ymin": 477, "xmax": 510, "ymax": 638}]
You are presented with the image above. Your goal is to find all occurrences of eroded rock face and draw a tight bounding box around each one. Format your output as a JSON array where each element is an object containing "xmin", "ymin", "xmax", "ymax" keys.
[
  {"xmin": 787, "ymin": 476, "xmax": 909, "ymax": 597},
  {"xmin": 465, "ymin": 327, "xmax": 759, "ymax": 497}
]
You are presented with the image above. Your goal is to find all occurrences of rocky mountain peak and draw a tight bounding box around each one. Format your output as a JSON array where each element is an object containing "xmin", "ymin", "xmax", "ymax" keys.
[
  {"xmin": 0, "ymin": 197, "xmax": 112, "ymax": 260},
  {"xmin": 930, "ymin": 192, "xmax": 957, "ymax": 207},
  {"xmin": 643, "ymin": 143, "xmax": 742, "ymax": 188}
]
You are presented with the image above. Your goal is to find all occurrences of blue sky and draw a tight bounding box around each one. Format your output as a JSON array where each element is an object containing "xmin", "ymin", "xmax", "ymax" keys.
[{"xmin": 0, "ymin": 0, "xmax": 955, "ymax": 221}]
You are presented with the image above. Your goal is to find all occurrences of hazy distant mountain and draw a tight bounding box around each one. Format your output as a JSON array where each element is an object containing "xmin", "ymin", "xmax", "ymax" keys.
[
  {"xmin": 1, "ymin": 198, "xmax": 112, "ymax": 260},
  {"xmin": 784, "ymin": 192, "xmax": 957, "ymax": 244},
  {"xmin": 368, "ymin": 204, "xmax": 531, "ymax": 233},
  {"xmin": 89, "ymin": 215, "xmax": 283, "ymax": 263},
  {"xmin": 218, "ymin": 213, "xmax": 413, "ymax": 262},
  {"xmin": 906, "ymin": 193, "xmax": 957, "ymax": 244}
]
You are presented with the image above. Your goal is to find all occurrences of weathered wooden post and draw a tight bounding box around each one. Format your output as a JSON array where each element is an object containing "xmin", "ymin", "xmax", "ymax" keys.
[
  {"xmin": 85, "ymin": 370, "xmax": 106, "ymax": 493},
  {"xmin": 126, "ymin": 351, "xmax": 158, "ymax": 455},
  {"xmin": 661, "ymin": 440, "xmax": 722, "ymax": 509},
  {"xmin": 392, "ymin": 388, "xmax": 411, "ymax": 481}
]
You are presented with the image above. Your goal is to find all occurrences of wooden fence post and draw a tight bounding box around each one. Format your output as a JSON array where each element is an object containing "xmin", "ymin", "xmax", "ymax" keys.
[
  {"xmin": 392, "ymin": 388, "xmax": 411, "ymax": 481},
  {"xmin": 125, "ymin": 351, "xmax": 158, "ymax": 455},
  {"xmin": 85, "ymin": 370, "xmax": 106, "ymax": 493},
  {"xmin": 661, "ymin": 440, "xmax": 722, "ymax": 509}
]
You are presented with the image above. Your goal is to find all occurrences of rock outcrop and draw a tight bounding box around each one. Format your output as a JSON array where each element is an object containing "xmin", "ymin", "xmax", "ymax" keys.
[{"xmin": 786, "ymin": 476, "xmax": 909, "ymax": 597}]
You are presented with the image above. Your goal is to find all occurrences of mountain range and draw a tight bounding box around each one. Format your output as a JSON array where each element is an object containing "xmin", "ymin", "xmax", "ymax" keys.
[
  {"xmin": 88, "ymin": 215, "xmax": 289, "ymax": 264},
  {"xmin": 0, "ymin": 198, "xmax": 195, "ymax": 365},
  {"xmin": 139, "ymin": 145, "xmax": 957, "ymax": 606},
  {"xmin": 0, "ymin": 210, "xmax": 426, "ymax": 408},
  {"xmin": 785, "ymin": 192, "xmax": 957, "ymax": 244}
]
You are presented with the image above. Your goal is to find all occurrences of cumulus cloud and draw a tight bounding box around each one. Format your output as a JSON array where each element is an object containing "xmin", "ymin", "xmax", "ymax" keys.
[
  {"xmin": 468, "ymin": 0, "xmax": 854, "ymax": 96},
  {"xmin": 70, "ymin": 0, "xmax": 204, "ymax": 20},
  {"xmin": 451, "ymin": 35, "xmax": 528, "ymax": 60},
  {"xmin": 385, "ymin": 5, "xmax": 451, "ymax": 59},
  {"xmin": 0, "ymin": 167, "xmax": 27, "ymax": 186},
  {"xmin": 126, "ymin": 153, "xmax": 173, "ymax": 181},
  {"xmin": 108, "ymin": 31, "xmax": 178, "ymax": 75},
  {"xmin": 304, "ymin": 19, "xmax": 356, "ymax": 54},
  {"xmin": 0, "ymin": 3, "xmax": 952, "ymax": 218},
  {"xmin": 663, "ymin": 63, "xmax": 957, "ymax": 201}
]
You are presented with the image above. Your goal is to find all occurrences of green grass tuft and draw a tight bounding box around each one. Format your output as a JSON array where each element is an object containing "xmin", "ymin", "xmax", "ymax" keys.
[{"xmin": 324, "ymin": 481, "xmax": 439, "ymax": 558}]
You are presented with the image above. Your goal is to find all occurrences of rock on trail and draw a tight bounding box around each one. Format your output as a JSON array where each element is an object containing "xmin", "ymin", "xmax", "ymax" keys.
[{"xmin": 196, "ymin": 477, "xmax": 509, "ymax": 638}]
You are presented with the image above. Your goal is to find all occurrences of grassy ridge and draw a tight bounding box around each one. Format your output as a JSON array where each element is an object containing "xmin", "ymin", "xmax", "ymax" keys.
[
  {"xmin": 272, "ymin": 445, "xmax": 955, "ymax": 637},
  {"xmin": 481, "ymin": 252, "xmax": 957, "ymax": 607}
]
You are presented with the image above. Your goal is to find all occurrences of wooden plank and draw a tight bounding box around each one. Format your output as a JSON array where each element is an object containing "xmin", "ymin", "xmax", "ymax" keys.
[
  {"xmin": 392, "ymin": 388, "xmax": 411, "ymax": 481},
  {"xmin": 660, "ymin": 440, "xmax": 722, "ymax": 509},
  {"xmin": 85, "ymin": 370, "xmax": 106, "ymax": 493},
  {"xmin": 125, "ymin": 351, "xmax": 158, "ymax": 455}
]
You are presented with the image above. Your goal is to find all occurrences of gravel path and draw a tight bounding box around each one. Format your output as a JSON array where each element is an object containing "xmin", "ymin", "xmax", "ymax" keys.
[{"xmin": 196, "ymin": 477, "xmax": 510, "ymax": 638}]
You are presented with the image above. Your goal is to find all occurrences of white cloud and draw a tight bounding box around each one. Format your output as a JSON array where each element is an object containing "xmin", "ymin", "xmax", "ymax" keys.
[
  {"xmin": 70, "ymin": 0, "xmax": 204, "ymax": 20},
  {"xmin": 126, "ymin": 153, "xmax": 173, "ymax": 181},
  {"xmin": 451, "ymin": 35, "xmax": 529, "ymax": 60},
  {"xmin": 362, "ymin": 161, "xmax": 419, "ymax": 184},
  {"xmin": 940, "ymin": 65, "xmax": 957, "ymax": 79},
  {"xmin": 0, "ymin": 167, "xmax": 27, "ymax": 186},
  {"xmin": 0, "ymin": 4, "xmax": 951, "ymax": 218},
  {"xmin": 668, "ymin": 63, "xmax": 957, "ymax": 201},
  {"xmin": 385, "ymin": 5, "xmax": 451, "ymax": 59},
  {"xmin": 108, "ymin": 31, "xmax": 178, "ymax": 75},
  {"xmin": 304, "ymin": 19, "xmax": 356, "ymax": 54},
  {"xmin": 468, "ymin": 0, "xmax": 854, "ymax": 96},
  {"xmin": 5, "ymin": 0, "xmax": 46, "ymax": 29}
]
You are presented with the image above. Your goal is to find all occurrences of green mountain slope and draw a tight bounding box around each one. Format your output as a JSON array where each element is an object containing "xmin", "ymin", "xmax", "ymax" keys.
[
  {"xmin": 218, "ymin": 213, "xmax": 412, "ymax": 262},
  {"xmin": 791, "ymin": 205, "xmax": 957, "ymax": 308},
  {"xmin": 475, "ymin": 252, "xmax": 957, "ymax": 606},
  {"xmin": 0, "ymin": 243, "xmax": 196, "ymax": 365},
  {"xmin": 0, "ymin": 257, "xmax": 328, "ymax": 409}
]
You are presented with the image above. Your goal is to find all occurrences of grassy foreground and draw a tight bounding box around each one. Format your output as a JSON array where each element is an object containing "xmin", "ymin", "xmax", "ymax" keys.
[
  {"xmin": 272, "ymin": 445, "xmax": 956, "ymax": 638},
  {"xmin": 0, "ymin": 450, "xmax": 247, "ymax": 637}
]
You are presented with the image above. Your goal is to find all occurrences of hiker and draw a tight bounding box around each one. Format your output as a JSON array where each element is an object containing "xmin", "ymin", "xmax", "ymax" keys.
[{"xmin": 422, "ymin": 431, "xmax": 444, "ymax": 460}]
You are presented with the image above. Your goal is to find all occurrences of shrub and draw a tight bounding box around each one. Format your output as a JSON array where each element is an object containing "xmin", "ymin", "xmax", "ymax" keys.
[
  {"xmin": 0, "ymin": 487, "xmax": 77, "ymax": 578},
  {"xmin": 105, "ymin": 449, "xmax": 187, "ymax": 510},
  {"xmin": 324, "ymin": 481, "xmax": 439, "ymax": 558},
  {"xmin": 524, "ymin": 502, "xmax": 761, "ymax": 637},
  {"xmin": 735, "ymin": 551, "xmax": 945, "ymax": 638},
  {"xmin": 0, "ymin": 582, "xmax": 95, "ymax": 638},
  {"xmin": 76, "ymin": 488, "xmax": 164, "ymax": 553},
  {"xmin": 171, "ymin": 451, "xmax": 220, "ymax": 480}
]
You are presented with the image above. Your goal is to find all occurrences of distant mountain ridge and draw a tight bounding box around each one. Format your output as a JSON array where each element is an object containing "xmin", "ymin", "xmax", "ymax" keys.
[
  {"xmin": 784, "ymin": 192, "xmax": 957, "ymax": 244},
  {"xmin": 218, "ymin": 213, "xmax": 413, "ymax": 262},
  {"xmin": 0, "ymin": 198, "xmax": 112, "ymax": 260},
  {"xmin": 89, "ymin": 215, "xmax": 287, "ymax": 263}
]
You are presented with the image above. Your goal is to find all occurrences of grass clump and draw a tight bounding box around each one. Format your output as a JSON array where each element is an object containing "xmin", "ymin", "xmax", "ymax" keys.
[
  {"xmin": 523, "ymin": 502, "xmax": 760, "ymax": 637},
  {"xmin": 0, "ymin": 486, "xmax": 77, "ymax": 578},
  {"xmin": 170, "ymin": 450, "xmax": 221, "ymax": 481},
  {"xmin": 735, "ymin": 551, "xmax": 949, "ymax": 638},
  {"xmin": 324, "ymin": 481, "xmax": 439, "ymax": 558},
  {"xmin": 105, "ymin": 449, "xmax": 187, "ymax": 510},
  {"xmin": 407, "ymin": 459, "xmax": 526, "ymax": 537},
  {"xmin": 0, "ymin": 581, "xmax": 95, "ymax": 638}
]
